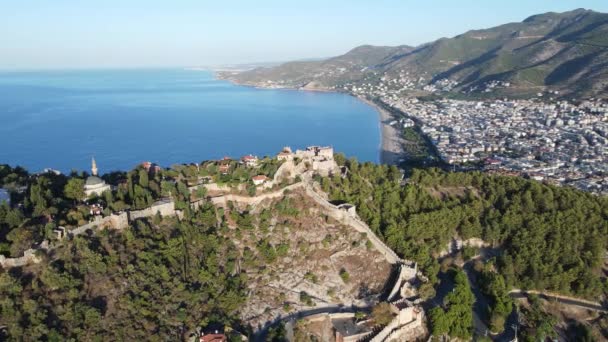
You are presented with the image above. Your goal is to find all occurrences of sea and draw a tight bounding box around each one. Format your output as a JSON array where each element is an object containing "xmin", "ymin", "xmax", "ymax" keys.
[{"xmin": 0, "ymin": 69, "xmax": 380, "ymax": 174}]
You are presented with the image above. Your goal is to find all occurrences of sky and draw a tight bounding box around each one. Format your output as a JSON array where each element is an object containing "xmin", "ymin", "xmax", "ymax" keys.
[{"xmin": 1, "ymin": 0, "xmax": 608, "ymax": 69}]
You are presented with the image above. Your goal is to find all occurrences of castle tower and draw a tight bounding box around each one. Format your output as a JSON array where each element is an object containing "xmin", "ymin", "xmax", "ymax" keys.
[{"xmin": 91, "ymin": 157, "xmax": 98, "ymax": 176}]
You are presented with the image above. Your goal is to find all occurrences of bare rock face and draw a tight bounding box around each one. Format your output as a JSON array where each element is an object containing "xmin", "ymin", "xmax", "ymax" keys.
[{"xmin": 218, "ymin": 189, "xmax": 392, "ymax": 329}]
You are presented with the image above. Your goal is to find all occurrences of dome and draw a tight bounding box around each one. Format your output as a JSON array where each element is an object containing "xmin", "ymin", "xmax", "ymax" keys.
[{"xmin": 85, "ymin": 176, "xmax": 104, "ymax": 187}]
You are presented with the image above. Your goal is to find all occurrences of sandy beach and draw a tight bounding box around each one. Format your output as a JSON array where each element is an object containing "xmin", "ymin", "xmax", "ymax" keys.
[{"xmin": 358, "ymin": 96, "xmax": 405, "ymax": 165}]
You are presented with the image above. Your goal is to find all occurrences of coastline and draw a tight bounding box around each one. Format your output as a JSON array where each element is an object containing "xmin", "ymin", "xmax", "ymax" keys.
[
  {"xmin": 356, "ymin": 96, "xmax": 405, "ymax": 166},
  {"xmin": 215, "ymin": 73, "xmax": 405, "ymax": 166}
]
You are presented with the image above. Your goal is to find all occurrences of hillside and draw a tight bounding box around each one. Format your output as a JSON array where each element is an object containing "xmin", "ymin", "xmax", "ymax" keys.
[
  {"xmin": 215, "ymin": 187, "xmax": 392, "ymax": 328},
  {"xmin": 219, "ymin": 44, "xmax": 413, "ymax": 90},
  {"xmin": 0, "ymin": 160, "xmax": 396, "ymax": 340},
  {"xmin": 1, "ymin": 154, "xmax": 607, "ymax": 340},
  {"xmin": 221, "ymin": 8, "xmax": 608, "ymax": 98}
]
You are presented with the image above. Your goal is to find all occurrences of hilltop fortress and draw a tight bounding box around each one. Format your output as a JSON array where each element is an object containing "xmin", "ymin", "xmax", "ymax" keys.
[
  {"xmin": 276, "ymin": 145, "xmax": 337, "ymax": 177},
  {"xmin": 0, "ymin": 145, "xmax": 425, "ymax": 341}
]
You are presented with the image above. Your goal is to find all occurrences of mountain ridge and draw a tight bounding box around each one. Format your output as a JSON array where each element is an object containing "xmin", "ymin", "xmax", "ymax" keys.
[{"xmin": 220, "ymin": 8, "xmax": 608, "ymax": 98}]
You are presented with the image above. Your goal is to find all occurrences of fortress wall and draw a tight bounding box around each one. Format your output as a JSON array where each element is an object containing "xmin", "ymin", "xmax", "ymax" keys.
[
  {"xmin": 196, "ymin": 183, "xmax": 246, "ymax": 193},
  {"xmin": 381, "ymin": 309, "xmax": 424, "ymax": 342},
  {"xmin": 109, "ymin": 212, "xmax": 130, "ymax": 230},
  {"xmin": 2, "ymin": 174, "xmax": 403, "ymax": 271},
  {"xmin": 0, "ymin": 249, "xmax": 40, "ymax": 268},
  {"xmin": 208, "ymin": 182, "xmax": 305, "ymax": 208},
  {"xmin": 273, "ymin": 160, "xmax": 296, "ymax": 183},
  {"xmin": 129, "ymin": 200, "xmax": 176, "ymax": 221},
  {"xmin": 303, "ymin": 186, "xmax": 402, "ymax": 265}
]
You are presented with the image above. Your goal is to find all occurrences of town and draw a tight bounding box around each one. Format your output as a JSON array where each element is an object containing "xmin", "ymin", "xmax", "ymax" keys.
[{"xmin": 336, "ymin": 73, "xmax": 608, "ymax": 195}]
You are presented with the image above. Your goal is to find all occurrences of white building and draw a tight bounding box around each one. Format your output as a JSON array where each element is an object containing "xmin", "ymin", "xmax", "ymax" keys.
[
  {"xmin": 84, "ymin": 158, "xmax": 112, "ymax": 197},
  {"xmin": 277, "ymin": 147, "xmax": 294, "ymax": 161},
  {"xmin": 252, "ymin": 175, "xmax": 269, "ymax": 186}
]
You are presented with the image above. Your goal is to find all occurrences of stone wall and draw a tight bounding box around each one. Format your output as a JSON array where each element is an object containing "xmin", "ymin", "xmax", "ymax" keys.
[
  {"xmin": 0, "ymin": 249, "xmax": 41, "ymax": 268},
  {"xmin": 303, "ymin": 185, "xmax": 402, "ymax": 265},
  {"xmin": 196, "ymin": 183, "xmax": 246, "ymax": 193},
  {"xmin": 304, "ymin": 312, "xmax": 355, "ymax": 323},
  {"xmin": 369, "ymin": 307, "xmax": 423, "ymax": 342},
  {"xmin": 386, "ymin": 262, "xmax": 418, "ymax": 302},
  {"xmin": 69, "ymin": 212, "xmax": 129, "ymax": 237},
  {"xmin": 203, "ymin": 181, "xmax": 401, "ymax": 265},
  {"xmin": 0, "ymin": 202, "xmax": 171, "ymax": 269},
  {"xmin": 1, "ymin": 174, "xmax": 403, "ymax": 274},
  {"xmin": 273, "ymin": 160, "xmax": 297, "ymax": 183},
  {"xmin": 312, "ymin": 159, "xmax": 339, "ymax": 177},
  {"xmin": 129, "ymin": 200, "xmax": 176, "ymax": 221},
  {"xmin": 208, "ymin": 182, "xmax": 305, "ymax": 208}
]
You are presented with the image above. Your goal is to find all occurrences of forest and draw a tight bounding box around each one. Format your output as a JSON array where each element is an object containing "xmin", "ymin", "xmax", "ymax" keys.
[
  {"xmin": 0, "ymin": 205, "xmax": 247, "ymax": 341},
  {"xmin": 322, "ymin": 156, "xmax": 608, "ymax": 299},
  {"xmin": 0, "ymin": 157, "xmax": 283, "ymax": 258}
]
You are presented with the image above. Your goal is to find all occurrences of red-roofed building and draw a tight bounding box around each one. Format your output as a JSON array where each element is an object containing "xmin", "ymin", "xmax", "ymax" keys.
[
  {"xmin": 241, "ymin": 154, "xmax": 259, "ymax": 167},
  {"xmin": 218, "ymin": 164, "xmax": 230, "ymax": 174},
  {"xmin": 200, "ymin": 333, "xmax": 227, "ymax": 342},
  {"xmin": 252, "ymin": 175, "xmax": 269, "ymax": 186},
  {"xmin": 141, "ymin": 161, "xmax": 162, "ymax": 174},
  {"xmin": 218, "ymin": 157, "xmax": 232, "ymax": 175}
]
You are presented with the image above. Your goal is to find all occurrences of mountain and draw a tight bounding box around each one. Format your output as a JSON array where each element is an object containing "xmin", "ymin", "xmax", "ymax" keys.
[
  {"xmin": 219, "ymin": 44, "xmax": 414, "ymax": 90},
  {"xmin": 222, "ymin": 9, "xmax": 608, "ymax": 98}
]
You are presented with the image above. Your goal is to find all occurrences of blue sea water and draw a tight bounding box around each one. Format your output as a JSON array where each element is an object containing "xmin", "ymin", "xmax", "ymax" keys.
[{"xmin": 0, "ymin": 69, "xmax": 380, "ymax": 174}]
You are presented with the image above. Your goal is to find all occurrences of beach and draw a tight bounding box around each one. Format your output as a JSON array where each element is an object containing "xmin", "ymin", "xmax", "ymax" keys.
[{"xmin": 358, "ymin": 96, "xmax": 405, "ymax": 165}]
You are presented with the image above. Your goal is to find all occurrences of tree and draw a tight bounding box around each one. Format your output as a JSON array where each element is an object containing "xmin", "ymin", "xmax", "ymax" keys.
[
  {"xmin": 246, "ymin": 183, "xmax": 256, "ymax": 197},
  {"xmin": 138, "ymin": 169, "xmax": 149, "ymax": 188},
  {"xmin": 266, "ymin": 323, "xmax": 288, "ymax": 342},
  {"xmin": 64, "ymin": 178, "xmax": 85, "ymax": 203},
  {"xmin": 445, "ymin": 270, "xmax": 475, "ymax": 339},
  {"xmin": 429, "ymin": 307, "xmax": 450, "ymax": 337},
  {"xmin": 29, "ymin": 177, "xmax": 57, "ymax": 218},
  {"xmin": 429, "ymin": 270, "xmax": 475, "ymax": 340},
  {"xmin": 372, "ymin": 302, "xmax": 394, "ymax": 326},
  {"xmin": 522, "ymin": 295, "xmax": 557, "ymax": 342},
  {"xmin": 195, "ymin": 186, "xmax": 207, "ymax": 199},
  {"xmin": 324, "ymin": 165, "xmax": 608, "ymax": 299},
  {"xmin": 480, "ymin": 269, "xmax": 512, "ymax": 333}
]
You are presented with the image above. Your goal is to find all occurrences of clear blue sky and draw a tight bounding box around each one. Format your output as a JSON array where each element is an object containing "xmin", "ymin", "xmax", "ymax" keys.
[{"xmin": 1, "ymin": 0, "xmax": 607, "ymax": 69}]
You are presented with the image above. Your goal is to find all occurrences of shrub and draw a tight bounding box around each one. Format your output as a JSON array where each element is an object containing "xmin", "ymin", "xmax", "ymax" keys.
[{"xmin": 339, "ymin": 268, "xmax": 350, "ymax": 283}]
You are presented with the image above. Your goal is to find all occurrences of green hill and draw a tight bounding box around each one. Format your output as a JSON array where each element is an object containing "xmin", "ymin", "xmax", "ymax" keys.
[{"xmin": 224, "ymin": 8, "xmax": 608, "ymax": 98}]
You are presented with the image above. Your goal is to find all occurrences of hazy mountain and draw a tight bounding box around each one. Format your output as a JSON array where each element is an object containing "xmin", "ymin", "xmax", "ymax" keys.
[{"xmin": 222, "ymin": 8, "xmax": 608, "ymax": 97}]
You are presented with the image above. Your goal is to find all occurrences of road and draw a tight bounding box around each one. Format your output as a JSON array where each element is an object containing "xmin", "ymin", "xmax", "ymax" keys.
[
  {"xmin": 462, "ymin": 262, "xmax": 492, "ymax": 338},
  {"xmin": 509, "ymin": 290, "xmax": 607, "ymax": 312}
]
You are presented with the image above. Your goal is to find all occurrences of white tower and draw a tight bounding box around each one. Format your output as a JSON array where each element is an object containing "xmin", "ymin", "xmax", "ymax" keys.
[{"xmin": 91, "ymin": 157, "xmax": 98, "ymax": 176}]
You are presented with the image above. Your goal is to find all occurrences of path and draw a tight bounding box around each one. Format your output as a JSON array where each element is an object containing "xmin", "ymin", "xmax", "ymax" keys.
[{"xmin": 509, "ymin": 289, "xmax": 607, "ymax": 312}]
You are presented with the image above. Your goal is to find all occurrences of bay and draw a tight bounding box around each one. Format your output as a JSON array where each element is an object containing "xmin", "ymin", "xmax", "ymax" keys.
[{"xmin": 0, "ymin": 69, "xmax": 380, "ymax": 173}]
